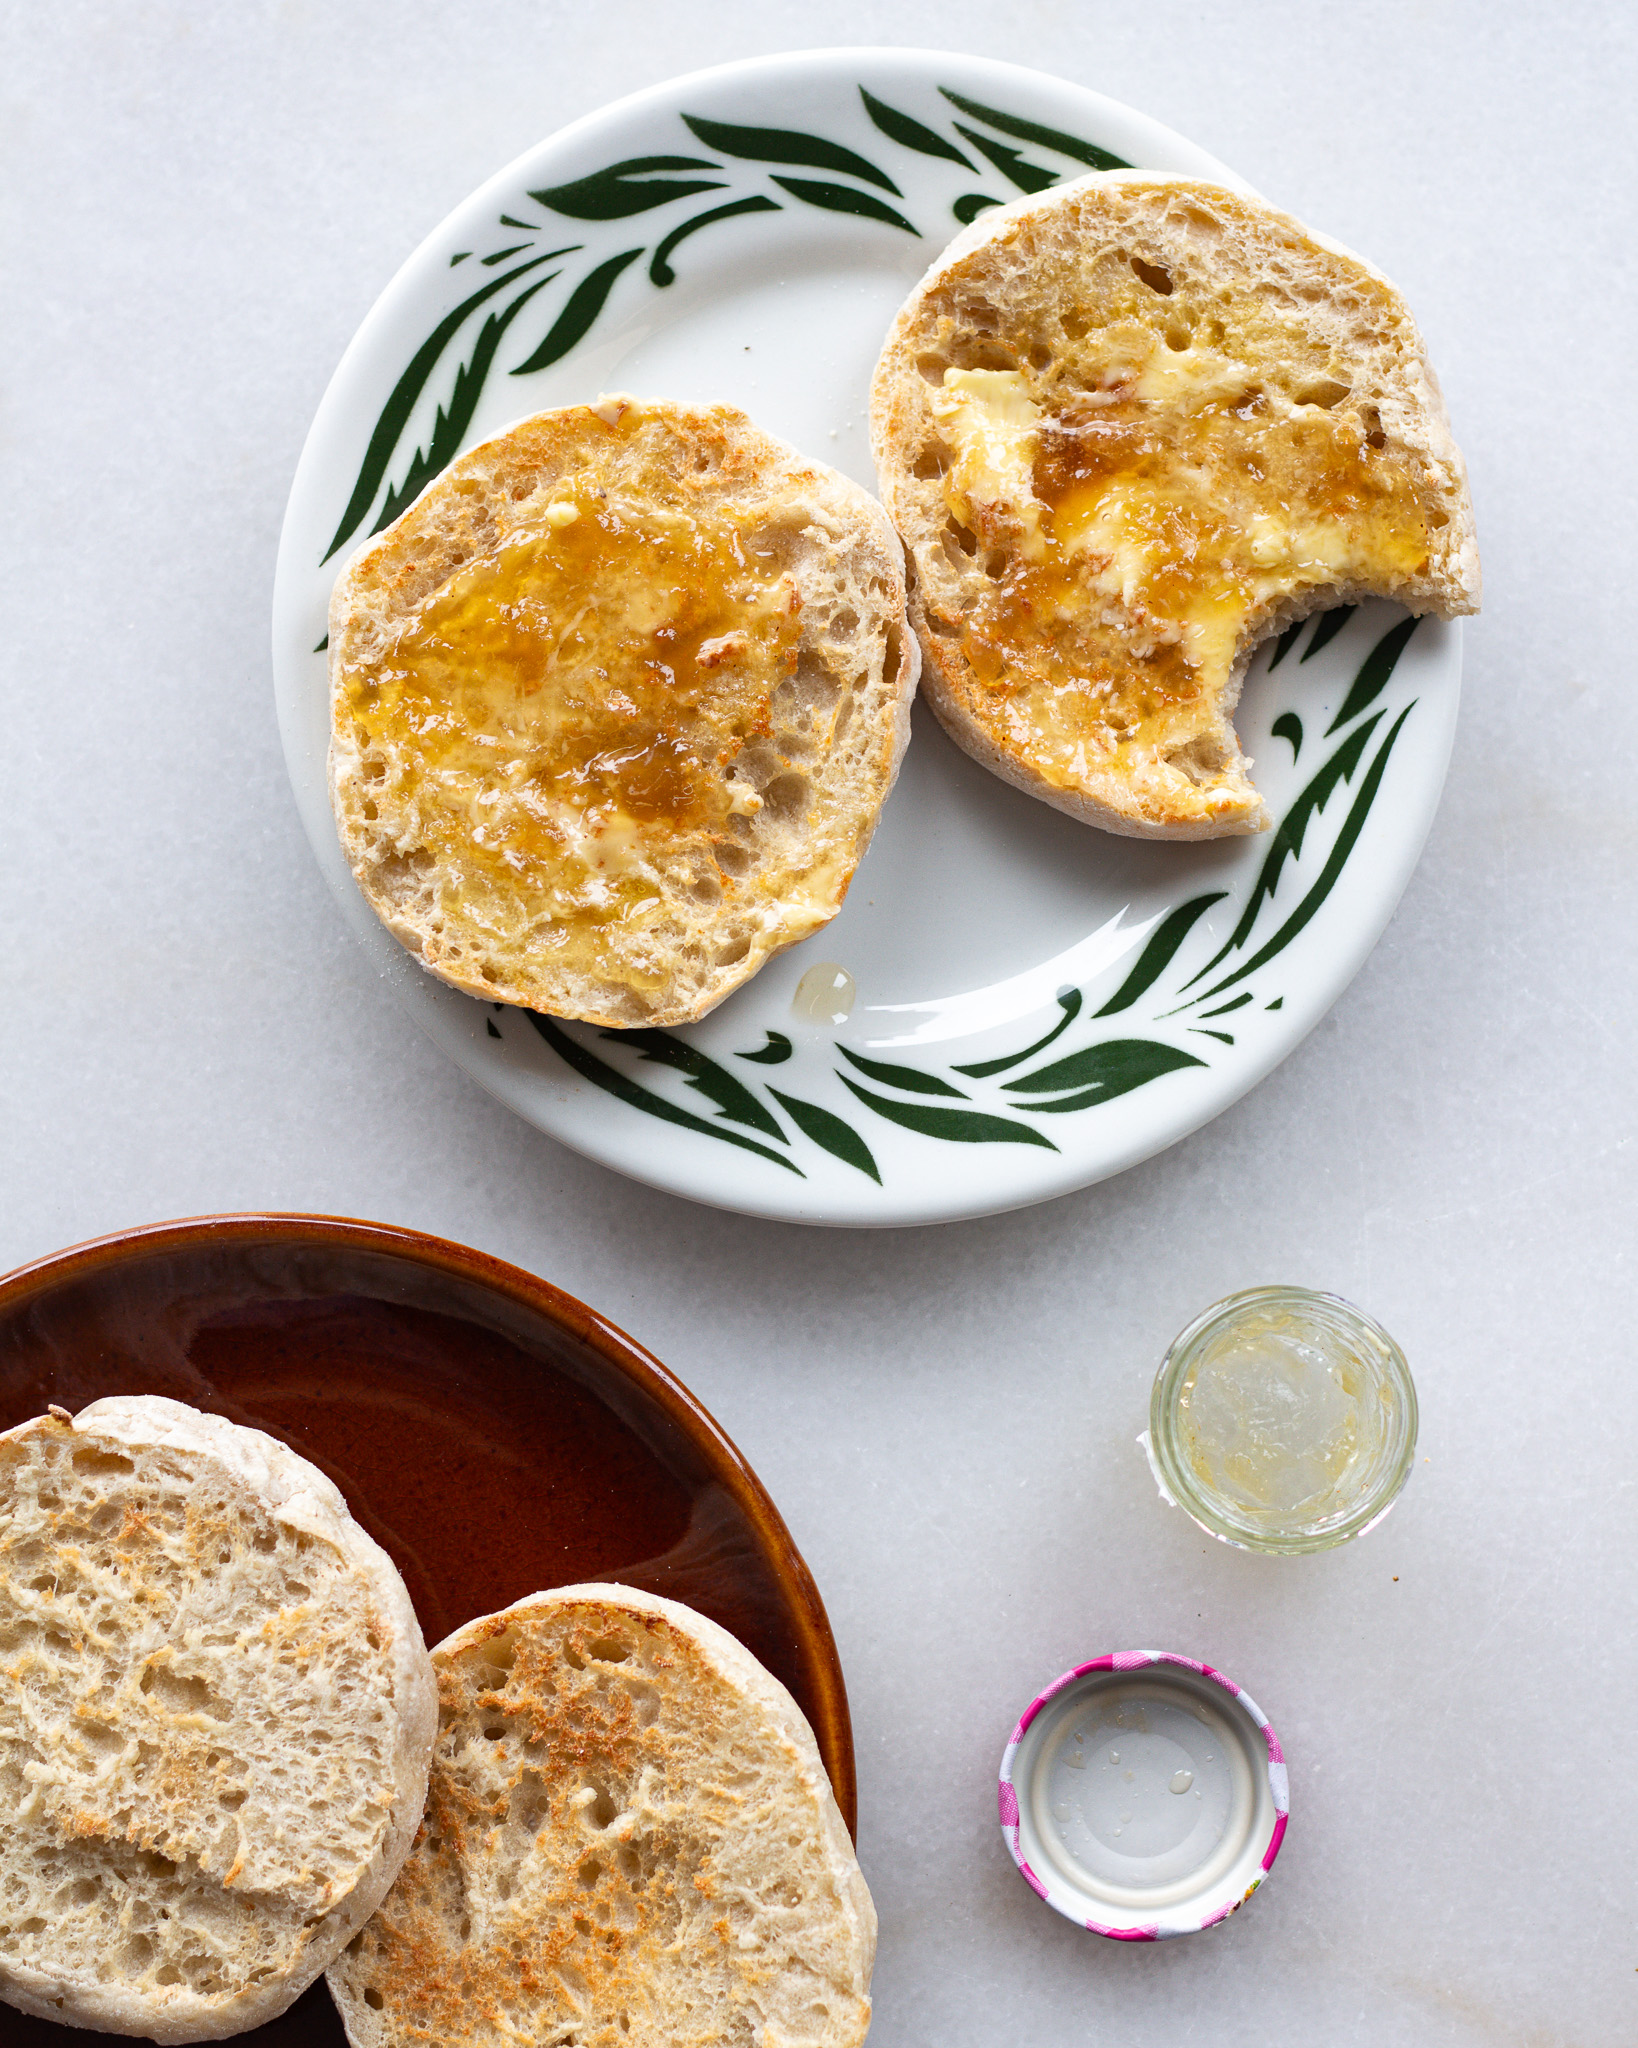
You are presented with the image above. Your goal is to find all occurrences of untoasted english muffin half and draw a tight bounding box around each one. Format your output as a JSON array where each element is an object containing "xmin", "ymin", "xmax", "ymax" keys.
[
  {"xmin": 327, "ymin": 1584, "xmax": 876, "ymax": 2048},
  {"xmin": 0, "ymin": 1397, "xmax": 437, "ymax": 2043},
  {"xmin": 871, "ymin": 172, "xmax": 1479, "ymax": 840},
  {"xmin": 329, "ymin": 398, "xmax": 918, "ymax": 1028}
]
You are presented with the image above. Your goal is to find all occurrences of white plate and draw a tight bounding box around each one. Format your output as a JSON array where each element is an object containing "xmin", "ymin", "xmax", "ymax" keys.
[{"xmin": 273, "ymin": 48, "xmax": 1460, "ymax": 1228}]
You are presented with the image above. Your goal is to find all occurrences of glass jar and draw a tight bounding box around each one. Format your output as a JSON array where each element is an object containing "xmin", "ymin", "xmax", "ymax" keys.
[{"xmin": 1146, "ymin": 1286, "xmax": 1418, "ymax": 1555}]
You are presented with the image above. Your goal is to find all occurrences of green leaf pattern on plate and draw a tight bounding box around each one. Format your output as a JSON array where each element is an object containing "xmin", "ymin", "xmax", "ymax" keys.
[
  {"xmin": 322, "ymin": 247, "xmax": 577, "ymax": 560},
  {"xmin": 510, "ymin": 247, "xmax": 644, "ymax": 376},
  {"xmin": 525, "ymin": 1015, "xmax": 801, "ymax": 1175},
  {"xmin": 737, "ymin": 1030, "xmax": 793, "ymax": 1066},
  {"xmin": 951, "ymin": 122, "xmax": 1060, "ymax": 193},
  {"xmin": 1301, "ymin": 604, "xmax": 1356, "ymax": 663},
  {"xmin": 602, "ymin": 1029, "xmax": 786, "ymax": 1141},
  {"xmin": 768, "ymin": 175, "xmax": 919, "ymax": 234},
  {"xmin": 769, "ymin": 1088, "xmax": 882, "ymax": 1183},
  {"xmin": 528, "ymin": 156, "xmax": 727, "ymax": 220},
  {"xmin": 836, "ymin": 1046, "xmax": 968, "ymax": 1098},
  {"xmin": 1326, "ymin": 614, "xmax": 1420, "ymax": 733},
  {"xmin": 679, "ymin": 114, "xmax": 904, "ymax": 195},
  {"xmin": 323, "ymin": 86, "xmax": 1133, "ymax": 548},
  {"xmin": 1005, "ymin": 1036, "xmax": 1208, "ymax": 1102},
  {"xmin": 1265, "ymin": 618, "xmax": 1305, "ymax": 672},
  {"xmin": 937, "ymin": 89, "xmax": 1131, "ymax": 171},
  {"xmin": 315, "ymin": 85, "xmax": 1425, "ymax": 1192},
  {"xmin": 859, "ymin": 88, "xmax": 976, "ymax": 169},
  {"xmin": 837, "ymin": 1077, "xmax": 1059, "ymax": 1151},
  {"xmin": 1094, "ymin": 892, "xmax": 1226, "ymax": 1018},
  {"xmin": 650, "ymin": 195, "xmax": 781, "ymax": 286},
  {"xmin": 953, "ymin": 987, "xmax": 1080, "ymax": 1077}
]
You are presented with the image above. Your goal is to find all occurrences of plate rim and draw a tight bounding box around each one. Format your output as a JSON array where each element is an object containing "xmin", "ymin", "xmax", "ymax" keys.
[
  {"xmin": 0, "ymin": 1210, "xmax": 857, "ymax": 1832},
  {"xmin": 273, "ymin": 46, "xmax": 1461, "ymax": 1230}
]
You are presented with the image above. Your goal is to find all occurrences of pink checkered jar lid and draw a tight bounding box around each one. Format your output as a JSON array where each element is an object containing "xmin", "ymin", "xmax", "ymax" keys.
[{"xmin": 998, "ymin": 1650, "xmax": 1288, "ymax": 1940}]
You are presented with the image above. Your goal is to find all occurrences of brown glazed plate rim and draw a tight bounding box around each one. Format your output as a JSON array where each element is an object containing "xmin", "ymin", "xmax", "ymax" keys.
[{"xmin": 0, "ymin": 1210, "xmax": 856, "ymax": 1831}]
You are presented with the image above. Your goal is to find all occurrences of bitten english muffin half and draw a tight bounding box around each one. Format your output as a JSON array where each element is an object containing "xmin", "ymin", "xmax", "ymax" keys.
[
  {"xmin": 327, "ymin": 1584, "xmax": 876, "ymax": 2048},
  {"xmin": 872, "ymin": 172, "xmax": 1480, "ymax": 839},
  {"xmin": 329, "ymin": 398, "xmax": 917, "ymax": 1027},
  {"xmin": 0, "ymin": 1397, "xmax": 437, "ymax": 2042}
]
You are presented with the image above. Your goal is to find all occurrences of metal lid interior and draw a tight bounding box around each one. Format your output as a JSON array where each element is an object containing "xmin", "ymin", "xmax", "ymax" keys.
[{"xmin": 1000, "ymin": 1653, "xmax": 1287, "ymax": 1939}]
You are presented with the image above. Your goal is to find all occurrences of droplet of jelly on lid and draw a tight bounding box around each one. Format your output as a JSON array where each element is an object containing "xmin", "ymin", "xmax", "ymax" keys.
[
  {"xmin": 1120, "ymin": 1812, "xmax": 1132, "ymax": 1825},
  {"xmin": 1065, "ymin": 1752, "xmax": 1085, "ymax": 1769},
  {"xmin": 792, "ymin": 962, "xmax": 856, "ymax": 1024},
  {"xmin": 1170, "ymin": 1770, "xmax": 1194, "ymax": 1794},
  {"xmin": 1054, "ymin": 1804, "xmax": 1069, "ymax": 1819},
  {"xmin": 1108, "ymin": 1751, "xmax": 1119, "ymax": 1764}
]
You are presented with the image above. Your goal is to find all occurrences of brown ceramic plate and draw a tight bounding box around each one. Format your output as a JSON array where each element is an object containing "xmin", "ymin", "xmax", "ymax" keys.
[{"xmin": 0, "ymin": 1213, "xmax": 855, "ymax": 2046}]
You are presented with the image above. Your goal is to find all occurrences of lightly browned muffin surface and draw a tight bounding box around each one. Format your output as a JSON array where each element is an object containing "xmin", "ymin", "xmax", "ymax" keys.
[{"xmin": 326, "ymin": 1587, "xmax": 875, "ymax": 2048}]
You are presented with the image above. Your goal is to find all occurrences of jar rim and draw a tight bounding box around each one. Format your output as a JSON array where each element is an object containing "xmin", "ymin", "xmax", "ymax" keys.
[{"xmin": 1148, "ymin": 1285, "xmax": 1419, "ymax": 1555}]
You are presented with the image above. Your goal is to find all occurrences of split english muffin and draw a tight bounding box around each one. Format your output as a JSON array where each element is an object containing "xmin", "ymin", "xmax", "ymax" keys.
[
  {"xmin": 329, "ymin": 398, "xmax": 918, "ymax": 1028},
  {"xmin": 327, "ymin": 1584, "xmax": 876, "ymax": 2048},
  {"xmin": 0, "ymin": 1397, "xmax": 436, "ymax": 2042},
  {"xmin": 871, "ymin": 171, "xmax": 1480, "ymax": 839}
]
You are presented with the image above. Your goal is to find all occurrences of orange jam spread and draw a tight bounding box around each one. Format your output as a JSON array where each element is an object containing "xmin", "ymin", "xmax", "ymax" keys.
[
  {"xmin": 342, "ymin": 491, "xmax": 801, "ymax": 961},
  {"xmin": 930, "ymin": 350, "xmax": 1434, "ymax": 806}
]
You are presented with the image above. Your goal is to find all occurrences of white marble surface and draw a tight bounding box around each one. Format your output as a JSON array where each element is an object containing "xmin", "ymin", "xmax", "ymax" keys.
[{"xmin": 3, "ymin": 5, "xmax": 1634, "ymax": 2042}]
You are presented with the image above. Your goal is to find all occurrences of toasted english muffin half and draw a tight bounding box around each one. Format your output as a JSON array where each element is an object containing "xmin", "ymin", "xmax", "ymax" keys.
[
  {"xmin": 0, "ymin": 1397, "xmax": 436, "ymax": 2043},
  {"xmin": 326, "ymin": 1584, "xmax": 876, "ymax": 2048},
  {"xmin": 871, "ymin": 172, "xmax": 1479, "ymax": 840},
  {"xmin": 329, "ymin": 398, "xmax": 917, "ymax": 1028}
]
